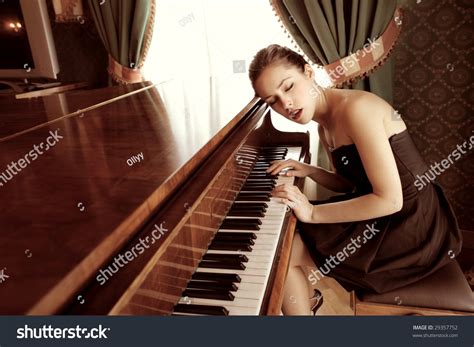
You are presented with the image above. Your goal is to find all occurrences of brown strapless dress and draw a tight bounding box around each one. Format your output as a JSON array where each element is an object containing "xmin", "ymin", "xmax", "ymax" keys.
[{"xmin": 297, "ymin": 128, "xmax": 463, "ymax": 294}]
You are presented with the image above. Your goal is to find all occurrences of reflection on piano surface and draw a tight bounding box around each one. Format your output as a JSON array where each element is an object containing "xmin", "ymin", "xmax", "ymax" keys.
[{"xmin": 0, "ymin": 82, "xmax": 309, "ymax": 315}]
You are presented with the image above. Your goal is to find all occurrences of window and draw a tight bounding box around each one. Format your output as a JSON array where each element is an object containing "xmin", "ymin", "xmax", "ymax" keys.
[{"xmin": 143, "ymin": 0, "xmax": 326, "ymax": 198}]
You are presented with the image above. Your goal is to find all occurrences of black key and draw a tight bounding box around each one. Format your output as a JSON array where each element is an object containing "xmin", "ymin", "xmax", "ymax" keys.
[
  {"xmin": 244, "ymin": 179, "xmax": 275, "ymax": 183},
  {"xmin": 208, "ymin": 242, "xmax": 252, "ymax": 251},
  {"xmin": 260, "ymin": 148, "xmax": 286, "ymax": 152},
  {"xmin": 192, "ymin": 272, "xmax": 241, "ymax": 283},
  {"xmin": 216, "ymin": 232, "xmax": 257, "ymax": 239},
  {"xmin": 174, "ymin": 304, "xmax": 229, "ymax": 316},
  {"xmin": 235, "ymin": 195, "xmax": 270, "ymax": 202},
  {"xmin": 243, "ymin": 186, "xmax": 274, "ymax": 191},
  {"xmin": 220, "ymin": 220, "xmax": 261, "ymax": 228},
  {"xmin": 222, "ymin": 217, "xmax": 262, "ymax": 227},
  {"xmin": 261, "ymin": 151, "xmax": 286, "ymax": 154},
  {"xmin": 241, "ymin": 182, "xmax": 275, "ymax": 187},
  {"xmin": 247, "ymin": 174, "xmax": 273, "ymax": 179},
  {"xmin": 231, "ymin": 202, "xmax": 268, "ymax": 209},
  {"xmin": 237, "ymin": 192, "xmax": 272, "ymax": 203},
  {"xmin": 183, "ymin": 289, "xmax": 235, "ymax": 301},
  {"xmin": 235, "ymin": 193, "xmax": 271, "ymax": 199},
  {"xmin": 249, "ymin": 171, "xmax": 277, "ymax": 175},
  {"xmin": 211, "ymin": 238, "xmax": 254, "ymax": 247},
  {"xmin": 227, "ymin": 210, "xmax": 265, "ymax": 217},
  {"xmin": 241, "ymin": 185, "xmax": 273, "ymax": 190},
  {"xmin": 214, "ymin": 235, "xmax": 255, "ymax": 245},
  {"xmin": 220, "ymin": 222, "xmax": 260, "ymax": 230},
  {"xmin": 260, "ymin": 147, "xmax": 285, "ymax": 150},
  {"xmin": 202, "ymin": 253, "xmax": 249, "ymax": 262},
  {"xmin": 254, "ymin": 161, "xmax": 276, "ymax": 165},
  {"xmin": 251, "ymin": 168, "xmax": 271, "ymax": 172},
  {"xmin": 228, "ymin": 205, "xmax": 266, "ymax": 213},
  {"xmin": 258, "ymin": 152, "xmax": 286, "ymax": 155},
  {"xmin": 232, "ymin": 202, "xmax": 268, "ymax": 209},
  {"xmin": 231, "ymin": 200, "xmax": 268, "ymax": 206},
  {"xmin": 240, "ymin": 187, "xmax": 273, "ymax": 193},
  {"xmin": 214, "ymin": 235, "xmax": 256, "ymax": 244},
  {"xmin": 199, "ymin": 260, "xmax": 246, "ymax": 270},
  {"xmin": 221, "ymin": 219, "xmax": 262, "ymax": 226},
  {"xmin": 257, "ymin": 155, "xmax": 286, "ymax": 159},
  {"xmin": 223, "ymin": 218, "xmax": 262, "ymax": 225},
  {"xmin": 187, "ymin": 280, "xmax": 238, "ymax": 292},
  {"xmin": 245, "ymin": 175, "xmax": 275, "ymax": 178},
  {"xmin": 237, "ymin": 191, "xmax": 272, "ymax": 195},
  {"xmin": 247, "ymin": 173, "xmax": 273, "ymax": 177},
  {"xmin": 259, "ymin": 153, "xmax": 287, "ymax": 157}
]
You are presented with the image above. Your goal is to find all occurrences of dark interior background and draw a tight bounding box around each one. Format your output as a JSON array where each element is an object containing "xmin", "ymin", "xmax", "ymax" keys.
[
  {"xmin": 45, "ymin": 0, "xmax": 109, "ymax": 87},
  {"xmin": 393, "ymin": 0, "xmax": 473, "ymax": 232}
]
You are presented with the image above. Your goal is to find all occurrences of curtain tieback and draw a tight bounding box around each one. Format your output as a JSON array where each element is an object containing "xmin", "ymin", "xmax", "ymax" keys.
[
  {"xmin": 107, "ymin": 55, "xmax": 143, "ymax": 84},
  {"xmin": 326, "ymin": 7, "xmax": 403, "ymax": 87}
]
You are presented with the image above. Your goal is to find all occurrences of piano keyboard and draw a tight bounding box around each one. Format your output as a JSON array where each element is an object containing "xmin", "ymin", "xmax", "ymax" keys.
[{"xmin": 172, "ymin": 146, "xmax": 302, "ymax": 315}]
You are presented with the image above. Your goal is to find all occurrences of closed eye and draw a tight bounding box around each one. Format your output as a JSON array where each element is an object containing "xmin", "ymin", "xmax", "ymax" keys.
[{"xmin": 285, "ymin": 83, "xmax": 294, "ymax": 92}]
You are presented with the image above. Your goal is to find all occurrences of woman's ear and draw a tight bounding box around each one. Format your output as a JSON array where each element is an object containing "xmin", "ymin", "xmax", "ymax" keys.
[{"xmin": 304, "ymin": 64, "xmax": 314, "ymax": 79}]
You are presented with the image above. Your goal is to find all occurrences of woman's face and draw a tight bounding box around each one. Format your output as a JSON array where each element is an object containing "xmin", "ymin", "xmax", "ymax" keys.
[{"xmin": 253, "ymin": 63, "xmax": 316, "ymax": 124}]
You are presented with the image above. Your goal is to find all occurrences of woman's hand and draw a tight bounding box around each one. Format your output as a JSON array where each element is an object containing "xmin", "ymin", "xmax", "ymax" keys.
[
  {"xmin": 266, "ymin": 159, "xmax": 316, "ymax": 178},
  {"xmin": 272, "ymin": 184, "xmax": 314, "ymax": 223}
]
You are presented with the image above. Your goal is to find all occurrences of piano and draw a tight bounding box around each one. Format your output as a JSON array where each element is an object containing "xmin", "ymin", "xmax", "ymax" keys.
[{"xmin": 0, "ymin": 82, "xmax": 310, "ymax": 315}]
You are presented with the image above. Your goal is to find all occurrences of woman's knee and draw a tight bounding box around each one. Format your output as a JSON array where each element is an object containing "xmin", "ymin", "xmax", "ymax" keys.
[{"xmin": 290, "ymin": 232, "xmax": 315, "ymax": 268}]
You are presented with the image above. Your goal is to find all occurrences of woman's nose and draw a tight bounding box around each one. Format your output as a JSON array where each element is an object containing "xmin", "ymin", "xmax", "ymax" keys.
[{"xmin": 283, "ymin": 98, "xmax": 293, "ymax": 110}]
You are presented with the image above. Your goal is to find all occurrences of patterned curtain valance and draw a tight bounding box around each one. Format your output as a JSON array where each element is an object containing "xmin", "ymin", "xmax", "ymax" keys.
[
  {"xmin": 269, "ymin": 0, "xmax": 403, "ymax": 88},
  {"xmin": 322, "ymin": 7, "xmax": 403, "ymax": 87}
]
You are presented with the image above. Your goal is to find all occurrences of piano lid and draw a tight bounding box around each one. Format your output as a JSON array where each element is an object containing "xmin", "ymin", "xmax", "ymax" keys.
[
  {"xmin": 0, "ymin": 82, "xmax": 261, "ymax": 314},
  {"xmin": 0, "ymin": 83, "xmax": 152, "ymax": 140}
]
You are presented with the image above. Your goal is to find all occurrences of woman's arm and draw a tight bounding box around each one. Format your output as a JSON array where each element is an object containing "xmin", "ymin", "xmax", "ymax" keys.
[
  {"xmin": 309, "ymin": 125, "xmax": 354, "ymax": 193},
  {"xmin": 273, "ymin": 93, "xmax": 404, "ymax": 223},
  {"xmin": 308, "ymin": 166, "xmax": 354, "ymax": 193},
  {"xmin": 266, "ymin": 125, "xmax": 354, "ymax": 193}
]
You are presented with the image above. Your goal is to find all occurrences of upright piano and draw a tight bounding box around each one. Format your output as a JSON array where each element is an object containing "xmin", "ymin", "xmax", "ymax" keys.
[{"xmin": 0, "ymin": 82, "xmax": 310, "ymax": 315}]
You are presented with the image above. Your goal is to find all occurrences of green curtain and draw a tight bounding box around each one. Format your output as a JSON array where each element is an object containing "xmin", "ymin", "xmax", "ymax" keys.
[
  {"xmin": 271, "ymin": 0, "xmax": 397, "ymax": 199},
  {"xmin": 274, "ymin": 0, "xmax": 396, "ymax": 101},
  {"xmin": 88, "ymin": 0, "xmax": 154, "ymax": 79}
]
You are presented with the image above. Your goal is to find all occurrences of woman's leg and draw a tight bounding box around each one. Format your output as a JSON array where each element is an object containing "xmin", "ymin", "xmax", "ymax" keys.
[{"xmin": 282, "ymin": 231, "xmax": 318, "ymax": 315}]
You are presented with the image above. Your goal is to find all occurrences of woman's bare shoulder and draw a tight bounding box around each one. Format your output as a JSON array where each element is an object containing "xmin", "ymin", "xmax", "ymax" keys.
[
  {"xmin": 329, "ymin": 89, "xmax": 406, "ymax": 137},
  {"xmin": 330, "ymin": 90, "xmax": 390, "ymax": 122},
  {"xmin": 343, "ymin": 89, "xmax": 390, "ymax": 109}
]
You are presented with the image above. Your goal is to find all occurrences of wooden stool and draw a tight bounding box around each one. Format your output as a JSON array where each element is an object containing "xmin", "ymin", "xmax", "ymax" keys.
[{"xmin": 351, "ymin": 261, "xmax": 474, "ymax": 315}]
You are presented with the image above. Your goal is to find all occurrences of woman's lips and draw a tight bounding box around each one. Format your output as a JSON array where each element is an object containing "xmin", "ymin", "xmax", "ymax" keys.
[{"xmin": 290, "ymin": 109, "xmax": 302, "ymax": 120}]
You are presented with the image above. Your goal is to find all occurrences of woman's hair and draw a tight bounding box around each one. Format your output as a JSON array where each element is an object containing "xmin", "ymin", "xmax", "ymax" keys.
[{"xmin": 248, "ymin": 44, "xmax": 308, "ymax": 88}]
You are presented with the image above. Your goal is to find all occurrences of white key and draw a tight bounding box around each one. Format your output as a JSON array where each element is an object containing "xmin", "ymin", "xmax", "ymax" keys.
[{"xmin": 180, "ymin": 296, "xmax": 259, "ymax": 309}]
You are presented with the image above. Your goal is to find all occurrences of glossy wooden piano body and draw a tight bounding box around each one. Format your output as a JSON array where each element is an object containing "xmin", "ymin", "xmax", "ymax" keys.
[{"xmin": 0, "ymin": 82, "xmax": 310, "ymax": 315}]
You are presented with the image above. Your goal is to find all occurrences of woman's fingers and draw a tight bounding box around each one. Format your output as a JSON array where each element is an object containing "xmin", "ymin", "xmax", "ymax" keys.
[
  {"xmin": 279, "ymin": 198, "xmax": 296, "ymax": 209},
  {"xmin": 266, "ymin": 159, "xmax": 293, "ymax": 174},
  {"xmin": 266, "ymin": 161, "xmax": 285, "ymax": 174},
  {"xmin": 271, "ymin": 184, "xmax": 302, "ymax": 202},
  {"xmin": 272, "ymin": 185, "xmax": 314, "ymax": 223}
]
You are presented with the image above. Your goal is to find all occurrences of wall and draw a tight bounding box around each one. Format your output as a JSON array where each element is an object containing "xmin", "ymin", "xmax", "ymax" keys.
[{"xmin": 393, "ymin": 0, "xmax": 473, "ymax": 230}]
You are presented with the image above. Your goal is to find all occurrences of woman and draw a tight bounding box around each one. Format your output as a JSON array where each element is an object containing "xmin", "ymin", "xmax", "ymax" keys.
[{"xmin": 248, "ymin": 44, "xmax": 462, "ymax": 315}]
